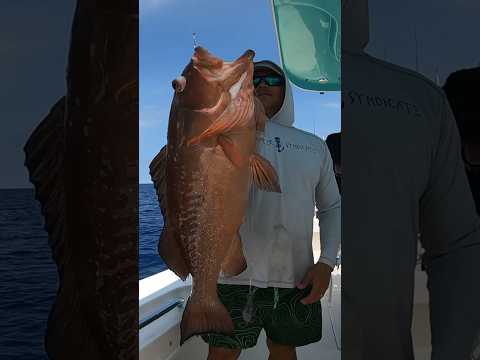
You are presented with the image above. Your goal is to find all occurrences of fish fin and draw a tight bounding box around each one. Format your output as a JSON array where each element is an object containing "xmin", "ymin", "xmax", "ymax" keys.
[
  {"xmin": 149, "ymin": 145, "xmax": 168, "ymax": 219},
  {"xmin": 24, "ymin": 97, "xmax": 71, "ymax": 358},
  {"xmin": 24, "ymin": 97, "xmax": 67, "ymax": 266},
  {"xmin": 218, "ymin": 134, "xmax": 247, "ymax": 168},
  {"xmin": 250, "ymin": 153, "xmax": 282, "ymax": 193},
  {"xmin": 158, "ymin": 228, "xmax": 190, "ymax": 281},
  {"xmin": 221, "ymin": 232, "xmax": 247, "ymax": 277},
  {"xmin": 180, "ymin": 296, "xmax": 234, "ymax": 345},
  {"xmin": 188, "ymin": 96, "xmax": 254, "ymax": 146},
  {"xmin": 150, "ymin": 147, "xmax": 190, "ymax": 280}
]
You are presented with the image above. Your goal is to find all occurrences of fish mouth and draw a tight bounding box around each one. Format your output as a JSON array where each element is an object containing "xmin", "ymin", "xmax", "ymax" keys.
[
  {"xmin": 223, "ymin": 49, "xmax": 255, "ymax": 98},
  {"xmin": 192, "ymin": 46, "xmax": 223, "ymax": 69},
  {"xmin": 188, "ymin": 48, "xmax": 255, "ymax": 113},
  {"xmin": 191, "ymin": 47, "xmax": 255, "ymax": 97}
]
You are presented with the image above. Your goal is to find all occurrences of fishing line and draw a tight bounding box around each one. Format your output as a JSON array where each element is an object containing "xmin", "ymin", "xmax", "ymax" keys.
[
  {"xmin": 192, "ymin": 32, "xmax": 198, "ymax": 49},
  {"xmin": 273, "ymin": 287, "xmax": 279, "ymax": 309},
  {"xmin": 242, "ymin": 278, "xmax": 258, "ymax": 323}
]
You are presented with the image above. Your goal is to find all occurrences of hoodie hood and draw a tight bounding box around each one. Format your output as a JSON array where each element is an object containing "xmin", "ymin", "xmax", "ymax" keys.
[{"xmin": 254, "ymin": 60, "xmax": 295, "ymax": 127}]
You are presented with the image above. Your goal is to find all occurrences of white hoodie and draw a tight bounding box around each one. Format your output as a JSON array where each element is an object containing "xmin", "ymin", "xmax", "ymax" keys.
[{"xmin": 218, "ymin": 61, "xmax": 341, "ymax": 288}]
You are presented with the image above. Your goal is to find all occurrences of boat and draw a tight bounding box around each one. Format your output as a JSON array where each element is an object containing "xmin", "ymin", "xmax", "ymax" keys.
[
  {"xmin": 138, "ymin": 1, "xmax": 436, "ymax": 358},
  {"xmin": 139, "ymin": 226, "xmax": 341, "ymax": 360},
  {"xmin": 139, "ymin": 226, "xmax": 433, "ymax": 360}
]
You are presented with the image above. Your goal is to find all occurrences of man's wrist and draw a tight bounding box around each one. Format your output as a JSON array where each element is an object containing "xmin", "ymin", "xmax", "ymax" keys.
[{"xmin": 315, "ymin": 259, "xmax": 334, "ymax": 272}]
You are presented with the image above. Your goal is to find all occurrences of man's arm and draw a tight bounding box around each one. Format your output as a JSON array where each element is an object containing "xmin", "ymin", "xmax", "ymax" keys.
[
  {"xmin": 315, "ymin": 140, "xmax": 342, "ymax": 269},
  {"xmin": 420, "ymin": 95, "xmax": 480, "ymax": 359},
  {"xmin": 298, "ymin": 140, "xmax": 341, "ymax": 304}
]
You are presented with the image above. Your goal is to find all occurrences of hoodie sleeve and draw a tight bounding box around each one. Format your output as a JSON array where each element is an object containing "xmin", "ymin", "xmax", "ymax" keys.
[
  {"xmin": 419, "ymin": 95, "xmax": 480, "ymax": 358},
  {"xmin": 315, "ymin": 140, "xmax": 341, "ymax": 269}
]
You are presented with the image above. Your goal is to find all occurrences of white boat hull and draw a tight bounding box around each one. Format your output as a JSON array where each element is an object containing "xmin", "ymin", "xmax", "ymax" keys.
[
  {"xmin": 139, "ymin": 267, "xmax": 341, "ymax": 360},
  {"xmin": 139, "ymin": 234, "xmax": 431, "ymax": 359}
]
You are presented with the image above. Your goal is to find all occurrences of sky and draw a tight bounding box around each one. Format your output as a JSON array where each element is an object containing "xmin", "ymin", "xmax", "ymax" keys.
[
  {"xmin": 139, "ymin": 0, "xmax": 341, "ymax": 184},
  {"xmin": 139, "ymin": 0, "xmax": 480, "ymax": 184},
  {"xmin": 1, "ymin": 0, "xmax": 479, "ymax": 188},
  {"xmin": 366, "ymin": 0, "xmax": 480, "ymax": 84},
  {"xmin": 0, "ymin": 1, "xmax": 75, "ymax": 189}
]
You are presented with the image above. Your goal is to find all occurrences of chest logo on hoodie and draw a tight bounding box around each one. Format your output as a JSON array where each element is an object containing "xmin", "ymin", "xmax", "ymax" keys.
[
  {"xmin": 259, "ymin": 136, "xmax": 321, "ymax": 155},
  {"xmin": 274, "ymin": 137, "xmax": 285, "ymax": 152}
]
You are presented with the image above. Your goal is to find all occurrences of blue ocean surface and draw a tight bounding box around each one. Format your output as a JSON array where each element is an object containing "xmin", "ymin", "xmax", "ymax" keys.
[
  {"xmin": 0, "ymin": 185, "xmax": 165, "ymax": 358},
  {"xmin": 139, "ymin": 183, "xmax": 166, "ymax": 279},
  {"xmin": 0, "ymin": 189, "xmax": 55, "ymax": 360}
]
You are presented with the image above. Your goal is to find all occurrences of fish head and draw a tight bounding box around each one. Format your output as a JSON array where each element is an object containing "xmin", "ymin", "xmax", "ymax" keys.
[{"xmin": 172, "ymin": 47, "xmax": 256, "ymax": 115}]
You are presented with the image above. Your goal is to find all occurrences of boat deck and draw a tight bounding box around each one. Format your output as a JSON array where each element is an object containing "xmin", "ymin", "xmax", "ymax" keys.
[
  {"xmin": 139, "ymin": 232, "xmax": 432, "ymax": 359},
  {"xmin": 140, "ymin": 232, "xmax": 340, "ymax": 360},
  {"xmin": 140, "ymin": 266, "xmax": 341, "ymax": 360}
]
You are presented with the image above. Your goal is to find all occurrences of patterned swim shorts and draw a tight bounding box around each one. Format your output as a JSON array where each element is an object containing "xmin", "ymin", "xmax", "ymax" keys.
[{"xmin": 201, "ymin": 283, "xmax": 322, "ymax": 349}]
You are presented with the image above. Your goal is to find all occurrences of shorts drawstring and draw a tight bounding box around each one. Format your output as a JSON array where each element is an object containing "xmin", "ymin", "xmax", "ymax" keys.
[
  {"xmin": 273, "ymin": 287, "xmax": 279, "ymax": 309},
  {"xmin": 243, "ymin": 281, "xmax": 280, "ymax": 323}
]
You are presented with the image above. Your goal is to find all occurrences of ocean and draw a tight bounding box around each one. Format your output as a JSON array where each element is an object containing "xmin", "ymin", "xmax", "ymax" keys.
[
  {"xmin": 0, "ymin": 189, "xmax": 55, "ymax": 359},
  {"xmin": 139, "ymin": 183, "xmax": 167, "ymax": 279},
  {"xmin": 0, "ymin": 185, "xmax": 165, "ymax": 358}
]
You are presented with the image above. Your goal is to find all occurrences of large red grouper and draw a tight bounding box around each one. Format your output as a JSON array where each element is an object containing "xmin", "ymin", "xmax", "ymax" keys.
[{"xmin": 150, "ymin": 47, "xmax": 281, "ymax": 344}]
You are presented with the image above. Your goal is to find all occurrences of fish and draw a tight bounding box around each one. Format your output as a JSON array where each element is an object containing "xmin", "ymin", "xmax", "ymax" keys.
[
  {"xmin": 149, "ymin": 46, "xmax": 281, "ymax": 344},
  {"xmin": 23, "ymin": 2, "xmax": 138, "ymax": 359}
]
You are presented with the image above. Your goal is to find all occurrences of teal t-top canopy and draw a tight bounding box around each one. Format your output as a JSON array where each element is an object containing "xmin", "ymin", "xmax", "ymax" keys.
[{"xmin": 271, "ymin": 0, "xmax": 341, "ymax": 91}]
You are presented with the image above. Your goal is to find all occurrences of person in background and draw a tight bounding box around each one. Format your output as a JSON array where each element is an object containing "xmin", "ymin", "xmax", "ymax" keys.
[
  {"xmin": 443, "ymin": 67, "xmax": 480, "ymax": 214},
  {"xmin": 326, "ymin": 132, "xmax": 341, "ymax": 192},
  {"xmin": 342, "ymin": 0, "xmax": 480, "ymax": 359}
]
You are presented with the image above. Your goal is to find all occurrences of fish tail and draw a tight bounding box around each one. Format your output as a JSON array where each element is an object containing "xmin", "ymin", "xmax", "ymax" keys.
[
  {"xmin": 180, "ymin": 295, "xmax": 234, "ymax": 345},
  {"xmin": 24, "ymin": 97, "xmax": 66, "ymax": 259}
]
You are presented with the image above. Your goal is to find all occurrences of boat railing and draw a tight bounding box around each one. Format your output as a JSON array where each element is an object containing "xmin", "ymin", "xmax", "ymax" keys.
[{"xmin": 139, "ymin": 298, "xmax": 185, "ymax": 330}]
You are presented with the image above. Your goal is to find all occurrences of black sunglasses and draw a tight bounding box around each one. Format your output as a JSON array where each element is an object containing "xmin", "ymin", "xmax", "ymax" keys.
[{"xmin": 253, "ymin": 75, "xmax": 285, "ymax": 87}]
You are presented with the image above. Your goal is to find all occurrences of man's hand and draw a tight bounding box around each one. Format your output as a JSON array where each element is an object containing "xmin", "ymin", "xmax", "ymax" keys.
[{"xmin": 297, "ymin": 262, "xmax": 333, "ymax": 305}]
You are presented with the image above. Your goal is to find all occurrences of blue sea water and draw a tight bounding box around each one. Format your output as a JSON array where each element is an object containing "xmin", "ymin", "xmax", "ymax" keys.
[
  {"xmin": 0, "ymin": 189, "xmax": 55, "ymax": 360},
  {"xmin": 0, "ymin": 185, "xmax": 165, "ymax": 358},
  {"xmin": 139, "ymin": 183, "xmax": 166, "ymax": 279}
]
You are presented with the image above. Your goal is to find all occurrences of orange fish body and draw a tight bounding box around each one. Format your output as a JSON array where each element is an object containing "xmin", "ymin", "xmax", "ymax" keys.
[{"xmin": 150, "ymin": 47, "xmax": 280, "ymax": 344}]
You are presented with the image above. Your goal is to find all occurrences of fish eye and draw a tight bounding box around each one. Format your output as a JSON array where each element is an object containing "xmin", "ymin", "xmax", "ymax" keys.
[{"xmin": 172, "ymin": 76, "xmax": 186, "ymax": 93}]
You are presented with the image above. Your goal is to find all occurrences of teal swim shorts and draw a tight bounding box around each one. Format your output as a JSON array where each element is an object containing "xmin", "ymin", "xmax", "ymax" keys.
[{"xmin": 201, "ymin": 283, "xmax": 322, "ymax": 349}]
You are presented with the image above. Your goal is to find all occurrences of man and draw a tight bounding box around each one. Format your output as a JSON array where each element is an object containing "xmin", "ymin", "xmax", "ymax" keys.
[
  {"xmin": 443, "ymin": 67, "xmax": 480, "ymax": 214},
  {"xmin": 326, "ymin": 132, "xmax": 341, "ymax": 192},
  {"xmin": 202, "ymin": 61, "xmax": 341, "ymax": 359},
  {"xmin": 341, "ymin": 1, "xmax": 480, "ymax": 359}
]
